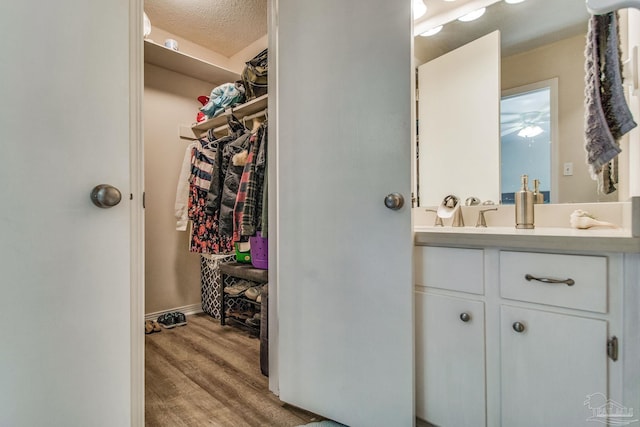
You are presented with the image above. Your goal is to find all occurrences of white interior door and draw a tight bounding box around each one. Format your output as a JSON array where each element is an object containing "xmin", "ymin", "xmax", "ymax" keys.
[
  {"xmin": 0, "ymin": 1, "xmax": 141, "ymax": 426},
  {"xmin": 272, "ymin": 1, "xmax": 414, "ymax": 425}
]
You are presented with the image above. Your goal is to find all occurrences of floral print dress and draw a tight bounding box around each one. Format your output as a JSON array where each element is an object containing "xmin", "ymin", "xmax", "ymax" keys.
[{"xmin": 187, "ymin": 138, "xmax": 235, "ymax": 254}]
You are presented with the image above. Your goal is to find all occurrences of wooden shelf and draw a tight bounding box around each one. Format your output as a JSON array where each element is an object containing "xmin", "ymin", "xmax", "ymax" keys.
[
  {"xmin": 191, "ymin": 94, "xmax": 268, "ymax": 134},
  {"xmin": 144, "ymin": 39, "xmax": 240, "ymax": 85}
]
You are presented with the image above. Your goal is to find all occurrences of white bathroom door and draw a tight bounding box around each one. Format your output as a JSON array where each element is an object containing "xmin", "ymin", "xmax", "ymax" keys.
[
  {"xmin": 0, "ymin": 1, "xmax": 141, "ymax": 426},
  {"xmin": 272, "ymin": 1, "xmax": 414, "ymax": 426}
]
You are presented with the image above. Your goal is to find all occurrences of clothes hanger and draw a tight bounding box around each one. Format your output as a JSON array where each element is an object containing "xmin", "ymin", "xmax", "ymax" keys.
[{"xmin": 586, "ymin": 0, "xmax": 640, "ymax": 14}]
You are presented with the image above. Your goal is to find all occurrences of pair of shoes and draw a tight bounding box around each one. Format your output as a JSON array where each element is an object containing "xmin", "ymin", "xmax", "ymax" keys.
[
  {"xmin": 245, "ymin": 286, "xmax": 261, "ymax": 300},
  {"xmin": 145, "ymin": 320, "xmax": 162, "ymax": 334},
  {"xmin": 224, "ymin": 280, "xmax": 253, "ymax": 296},
  {"xmin": 157, "ymin": 312, "xmax": 187, "ymax": 329}
]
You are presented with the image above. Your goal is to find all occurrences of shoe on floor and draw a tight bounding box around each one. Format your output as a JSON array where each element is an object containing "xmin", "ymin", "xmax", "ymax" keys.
[
  {"xmin": 145, "ymin": 320, "xmax": 154, "ymax": 334},
  {"xmin": 157, "ymin": 312, "xmax": 178, "ymax": 329},
  {"xmin": 173, "ymin": 312, "xmax": 187, "ymax": 327},
  {"xmin": 145, "ymin": 320, "xmax": 162, "ymax": 334},
  {"xmin": 157, "ymin": 311, "xmax": 187, "ymax": 328}
]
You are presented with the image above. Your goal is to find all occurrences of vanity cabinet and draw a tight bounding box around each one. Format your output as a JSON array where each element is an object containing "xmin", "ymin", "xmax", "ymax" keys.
[
  {"xmin": 500, "ymin": 305, "xmax": 608, "ymax": 427},
  {"xmin": 415, "ymin": 292, "xmax": 486, "ymax": 426},
  {"xmin": 415, "ymin": 245, "xmax": 627, "ymax": 427}
]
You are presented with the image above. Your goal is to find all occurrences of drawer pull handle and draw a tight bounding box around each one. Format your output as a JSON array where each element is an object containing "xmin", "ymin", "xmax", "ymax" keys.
[
  {"xmin": 512, "ymin": 322, "xmax": 526, "ymax": 333},
  {"xmin": 525, "ymin": 274, "xmax": 575, "ymax": 286},
  {"xmin": 460, "ymin": 312, "xmax": 471, "ymax": 322}
]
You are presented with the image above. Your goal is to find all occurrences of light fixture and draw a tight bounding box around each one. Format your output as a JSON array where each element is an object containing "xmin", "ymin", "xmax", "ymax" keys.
[
  {"xmin": 517, "ymin": 125, "xmax": 544, "ymax": 138},
  {"xmin": 458, "ymin": 7, "xmax": 486, "ymax": 22},
  {"xmin": 420, "ymin": 25, "xmax": 444, "ymax": 37},
  {"xmin": 505, "ymin": 0, "xmax": 526, "ymax": 3},
  {"xmin": 413, "ymin": 0, "xmax": 427, "ymax": 19}
]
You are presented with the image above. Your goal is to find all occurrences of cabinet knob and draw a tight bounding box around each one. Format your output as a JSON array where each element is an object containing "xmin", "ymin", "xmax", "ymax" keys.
[
  {"xmin": 460, "ymin": 312, "xmax": 471, "ymax": 322},
  {"xmin": 512, "ymin": 322, "xmax": 526, "ymax": 333}
]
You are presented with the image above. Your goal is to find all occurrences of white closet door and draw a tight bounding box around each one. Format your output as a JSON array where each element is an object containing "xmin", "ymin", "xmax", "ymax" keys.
[
  {"xmin": 272, "ymin": 1, "xmax": 414, "ymax": 426},
  {"xmin": 0, "ymin": 1, "xmax": 139, "ymax": 426}
]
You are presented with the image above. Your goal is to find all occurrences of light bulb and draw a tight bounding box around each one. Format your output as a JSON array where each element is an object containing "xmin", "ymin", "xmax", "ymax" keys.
[
  {"xmin": 413, "ymin": 0, "xmax": 427, "ymax": 19},
  {"xmin": 458, "ymin": 7, "xmax": 486, "ymax": 22},
  {"xmin": 420, "ymin": 25, "xmax": 444, "ymax": 37}
]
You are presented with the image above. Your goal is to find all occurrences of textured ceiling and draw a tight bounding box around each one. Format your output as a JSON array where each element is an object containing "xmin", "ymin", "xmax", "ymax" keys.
[{"xmin": 144, "ymin": 0, "xmax": 267, "ymax": 57}]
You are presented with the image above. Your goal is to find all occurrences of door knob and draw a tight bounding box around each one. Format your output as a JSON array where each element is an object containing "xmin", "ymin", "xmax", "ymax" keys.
[
  {"xmin": 91, "ymin": 184, "xmax": 122, "ymax": 208},
  {"xmin": 460, "ymin": 312, "xmax": 471, "ymax": 322},
  {"xmin": 384, "ymin": 193, "xmax": 404, "ymax": 210},
  {"xmin": 512, "ymin": 322, "xmax": 526, "ymax": 333}
]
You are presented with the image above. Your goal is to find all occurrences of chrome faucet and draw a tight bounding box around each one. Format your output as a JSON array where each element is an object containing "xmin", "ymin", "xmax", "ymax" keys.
[
  {"xmin": 452, "ymin": 205, "xmax": 464, "ymax": 227},
  {"xmin": 425, "ymin": 209, "xmax": 444, "ymax": 226},
  {"xmin": 476, "ymin": 208, "xmax": 498, "ymax": 227}
]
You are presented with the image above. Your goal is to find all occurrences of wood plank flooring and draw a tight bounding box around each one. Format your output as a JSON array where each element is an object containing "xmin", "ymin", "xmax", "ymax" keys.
[{"xmin": 145, "ymin": 313, "xmax": 321, "ymax": 427}]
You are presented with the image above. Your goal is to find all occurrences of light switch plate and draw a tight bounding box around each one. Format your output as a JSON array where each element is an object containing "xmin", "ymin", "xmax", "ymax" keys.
[{"xmin": 563, "ymin": 162, "xmax": 573, "ymax": 176}]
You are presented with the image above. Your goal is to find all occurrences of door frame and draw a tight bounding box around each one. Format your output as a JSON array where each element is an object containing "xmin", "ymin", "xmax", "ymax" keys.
[{"xmin": 130, "ymin": 0, "xmax": 145, "ymax": 425}]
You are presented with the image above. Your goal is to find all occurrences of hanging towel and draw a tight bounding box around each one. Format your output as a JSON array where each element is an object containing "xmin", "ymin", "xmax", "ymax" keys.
[
  {"xmin": 600, "ymin": 12, "xmax": 636, "ymax": 140},
  {"xmin": 584, "ymin": 12, "xmax": 636, "ymax": 182}
]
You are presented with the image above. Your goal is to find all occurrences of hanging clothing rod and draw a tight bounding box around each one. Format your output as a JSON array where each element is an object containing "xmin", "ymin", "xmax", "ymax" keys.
[
  {"xmin": 587, "ymin": 0, "xmax": 640, "ymax": 14},
  {"xmin": 214, "ymin": 108, "xmax": 268, "ymax": 135}
]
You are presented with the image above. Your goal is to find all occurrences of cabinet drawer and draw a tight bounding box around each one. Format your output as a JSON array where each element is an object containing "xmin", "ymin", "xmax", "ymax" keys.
[
  {"xmin": 415, "ymin": 246, "xmax": 484, "ymax": 294},
  {"xmin": 499, "ymin": 251, "xmax": 607, "ymax": 313}
]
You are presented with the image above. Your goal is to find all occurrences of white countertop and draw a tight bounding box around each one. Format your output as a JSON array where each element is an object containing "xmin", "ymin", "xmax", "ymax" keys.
[{"xmin": 414, "ymin": 225, "xmax": 640, "ymax": 253}]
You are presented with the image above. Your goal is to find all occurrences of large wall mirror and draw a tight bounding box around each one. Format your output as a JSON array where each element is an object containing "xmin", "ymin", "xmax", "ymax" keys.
[{"xmin": 414, "ymin": 0, "xmax": 630, "ymax": 206}]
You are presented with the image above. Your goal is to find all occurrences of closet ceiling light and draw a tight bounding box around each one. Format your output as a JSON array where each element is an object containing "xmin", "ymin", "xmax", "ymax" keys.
[
  {"xmin": 413, "ymin": 0, "xmax": 427, "ymax": 19},
  {"xmin": 420, "ymin": 25, "xmax": 444, "ymax": 37},
  {"xmin": 505, "ymin": 0, "xmax": 526, "ymax": 3},
  {"xmin": 458, "ymin": 7, "xmax": 486, "ymax": 22}
]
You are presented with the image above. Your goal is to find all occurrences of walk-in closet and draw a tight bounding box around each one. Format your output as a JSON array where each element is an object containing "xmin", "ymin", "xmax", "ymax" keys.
[{"xmin": 141, "ymin": 2, "xmax": 310, "ymax": 425}]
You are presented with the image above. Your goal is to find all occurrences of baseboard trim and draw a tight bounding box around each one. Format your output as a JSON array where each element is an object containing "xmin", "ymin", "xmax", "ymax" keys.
[{"xmin": 145, "ymin": 303, "xmax": 203, "ymax": 321}]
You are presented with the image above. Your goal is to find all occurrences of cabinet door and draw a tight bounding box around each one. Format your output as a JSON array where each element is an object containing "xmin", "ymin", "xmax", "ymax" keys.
[
  {"xmin": 501, "ymin": 305, "xmax": 608, "ymax": 427},
  {"xmin": 416, "ymin": 292, "xmax": 486, "ymax": 426}
]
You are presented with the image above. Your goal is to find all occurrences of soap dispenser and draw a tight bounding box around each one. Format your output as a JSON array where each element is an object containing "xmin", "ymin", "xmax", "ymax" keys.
[
  {"xmin": 533, "ymin": 179, "xmax": 544, "ymax": 204},
  {"xmin": 515, "ymin": 174, "xmax": 534, "ymax": 229}
]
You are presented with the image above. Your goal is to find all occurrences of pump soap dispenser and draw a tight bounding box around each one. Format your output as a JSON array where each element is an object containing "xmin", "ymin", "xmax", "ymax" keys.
[
  {"xmin": 533, "ymin": 179, "xmax": 544, "ymax": 204},
  {"xmin": 515, "ymin": 174, "xmax": 534, "ymax": 229}
]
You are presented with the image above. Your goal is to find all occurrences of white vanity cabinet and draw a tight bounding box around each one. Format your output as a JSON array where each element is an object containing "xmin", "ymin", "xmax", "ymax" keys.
[
  {"xmin": 415, "ymin": 292, "xmax": 486, "ymax": 426},
  {"xmin": 414, "ymin": 244, "xmax": 632, "ymax": 427},
  {"xmin": 500, "ymin": 305, "xmax": 608, "ymax": 427}
]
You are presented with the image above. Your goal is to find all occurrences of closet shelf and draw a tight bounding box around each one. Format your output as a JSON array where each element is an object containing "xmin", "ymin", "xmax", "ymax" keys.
[
  {"xmin": 191, "ymin": 94, "xmax": 268, "ymax": 134},
  {"xmin": 144, "ymin": 39, "xmax": 240, "ymax": 85}
]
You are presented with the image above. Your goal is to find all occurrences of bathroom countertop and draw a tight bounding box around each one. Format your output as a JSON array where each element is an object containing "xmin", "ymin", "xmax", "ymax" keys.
[{"xmin": 414, "ymin": 226, "xmax": 640, "ymax": 253}]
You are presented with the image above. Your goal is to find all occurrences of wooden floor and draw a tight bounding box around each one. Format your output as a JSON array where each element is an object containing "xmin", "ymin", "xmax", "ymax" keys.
[{"xmin": 145, "ymin": 313, "xmax": 321, "ymax": 427}]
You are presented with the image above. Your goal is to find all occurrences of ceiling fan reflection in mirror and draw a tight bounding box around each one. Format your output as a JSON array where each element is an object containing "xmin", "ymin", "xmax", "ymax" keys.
[{"xmin": 501, "ymin": 87, "xmax": 551, "ymax": 138}]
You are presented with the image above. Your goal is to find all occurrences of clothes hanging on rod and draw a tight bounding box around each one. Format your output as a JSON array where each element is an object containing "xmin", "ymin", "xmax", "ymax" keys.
[
  {"xmin": 233, "ymin": 123, "xmax": 267, "ymax": 241},
  {"xmin": 175, "ymin": 141, "xmax": 197, "ymax": 231},
  {"xmin": 185, "ymin": 128, "xmax": 240, "ymax": 254},
  {"xmin": 205, "ymin": 115, "xmax": 252, "ymax": 237}
]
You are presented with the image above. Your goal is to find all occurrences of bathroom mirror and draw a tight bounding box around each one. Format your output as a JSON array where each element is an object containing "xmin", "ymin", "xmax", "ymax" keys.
[{"xmin": 414, "ymin": 0, "xmax": 627, "ymax": 206}]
